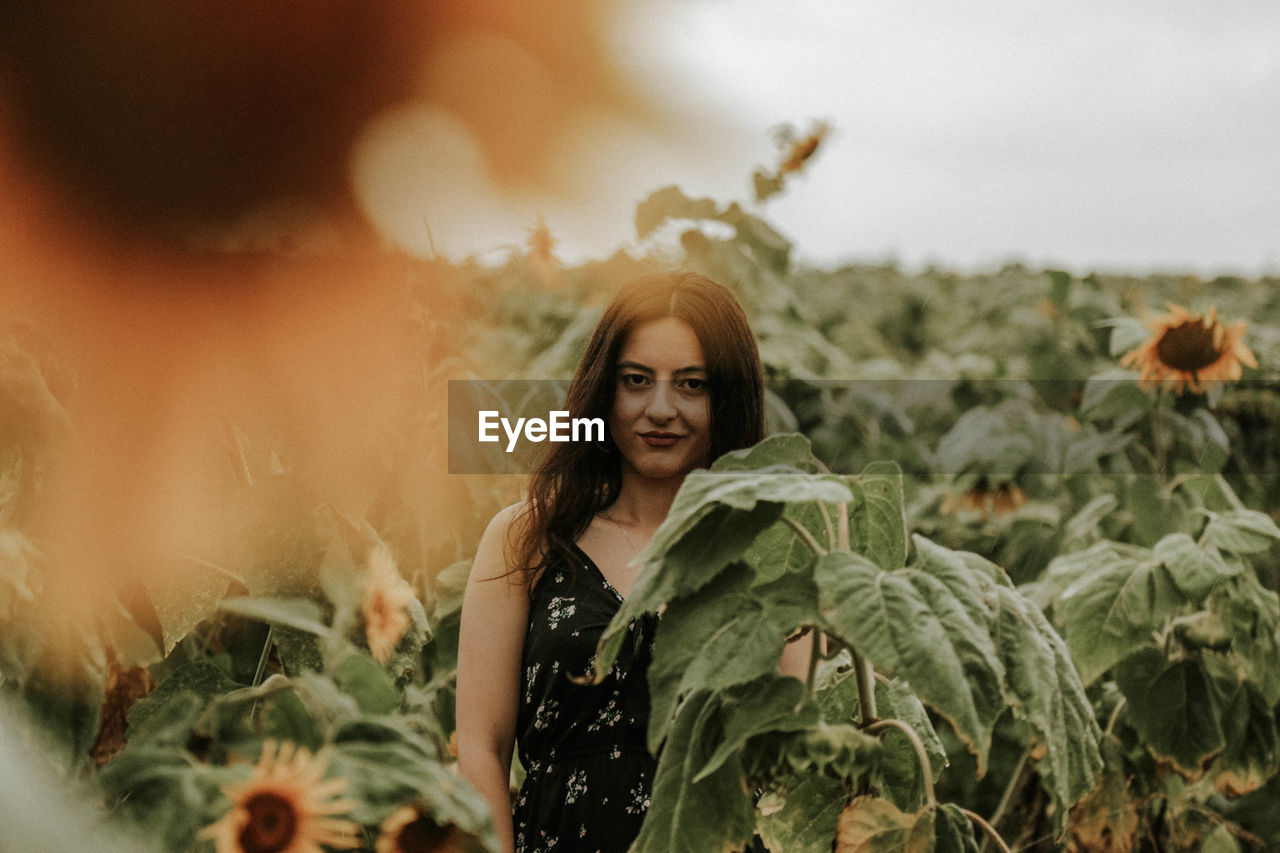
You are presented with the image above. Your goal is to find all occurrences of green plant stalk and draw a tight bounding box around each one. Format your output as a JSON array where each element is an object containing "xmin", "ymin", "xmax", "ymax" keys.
[
  {"xmin": 978, "ymin": 744, "xmax": 1031, "ymax": 853},
  {"xmin": 249, "ymin": 624, "xmax": 274, "ymax": 721},
  {"xmin": 865, "ymin": 718, "xmax": 936, "ymax": 807},
  {"xmin": 837, "ymin": 501, "xmax": 877, "ymax": 723},
  {"xmin": 783, "ymin": 516, "xmax": 828, "ymax": 557},
  {"xmin": 963, "ymin": 808, "xmax": 1013, "ymax": 853},
  {"xmin": 1152, "ymin": 386, "xmax": 1167, "ymax": 482},
  {"xmin": 816, "ymin": 501, "xmax": 836, "ymax": 550}
]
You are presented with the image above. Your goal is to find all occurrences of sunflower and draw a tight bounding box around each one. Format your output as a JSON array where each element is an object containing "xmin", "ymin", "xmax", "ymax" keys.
[
  {"xmin": 363, "ymin": 543, "xmax": 417, "ymax": 664},
  {"xmin": 375, "ymin": 805, "xmax": 465, "ymax": 853},
  {"xmin": 1121, "ymin": 303, "xmax": 1257, "ymax": 395},
  {"xmin": 200, "ymin": 741, "xmax": 359, "ymax": 853}
]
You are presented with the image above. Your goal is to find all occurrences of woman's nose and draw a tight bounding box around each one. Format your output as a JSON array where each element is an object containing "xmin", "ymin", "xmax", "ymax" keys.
[{"xmin": 645, "ymin": 381, "xmax": 678, "ymax": 422}]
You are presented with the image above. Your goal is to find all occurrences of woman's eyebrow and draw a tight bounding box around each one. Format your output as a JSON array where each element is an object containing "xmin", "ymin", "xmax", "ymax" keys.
[{"xmin": 616, "ymin": 361, "xmax": 707, "ymax": 375}]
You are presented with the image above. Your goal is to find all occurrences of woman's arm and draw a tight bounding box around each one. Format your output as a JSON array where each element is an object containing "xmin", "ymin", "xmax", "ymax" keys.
[
  {"xmin": 456, "ymin": 504, "xmax": 532, "ymax": 853},
  {"xmin": 778, "ymin": 628, "xmax": 826, "ymax": 683}
]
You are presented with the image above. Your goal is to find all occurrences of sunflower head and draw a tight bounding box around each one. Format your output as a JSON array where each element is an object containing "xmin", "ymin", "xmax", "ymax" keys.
[
  {"xmin": 1121, "ymin": 303, "xmax": 1257, "ymax": 395},
  {"xmin": 375, "ymin": 805, "xmax": 466, "ymax": 853},
  {"xmin": 363, "ymin": 543, "xmax": 417, "ymax": 664},
  {"xmin": 200, "ymin": 740, "xmax": 359, "ymax": 853}
]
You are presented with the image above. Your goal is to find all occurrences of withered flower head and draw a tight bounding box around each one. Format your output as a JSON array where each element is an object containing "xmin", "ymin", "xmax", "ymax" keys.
[
  {"xmin": 200, "ymin": 740, "xmax": 359, "ymax": 853},
  {"xmin": 363, "ymin": 543, "xmax": 416, "ymax": 664},
  {"xmin": 779, "ymin": 121, "xmax": 831, "ymax": 174},
  {"xmin": 941, "ymin": 483, "xmax": 1027, "ymax": 519},
  {"xmin": 526, "ymin": 214, "xmax": 556, "ymax": 262},
  {"xmin": 1121, "ymin": 303, "xmax": 1257, "ymax": 395},
  {"xmin": 375, "ymin": 805, "xmax": 463, "ymax": 853}
]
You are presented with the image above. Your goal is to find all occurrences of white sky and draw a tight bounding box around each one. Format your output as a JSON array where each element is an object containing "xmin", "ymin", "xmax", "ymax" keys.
[{"xmin": 356, "ymin": 0, "xmax": 1280, "ymax": 276}]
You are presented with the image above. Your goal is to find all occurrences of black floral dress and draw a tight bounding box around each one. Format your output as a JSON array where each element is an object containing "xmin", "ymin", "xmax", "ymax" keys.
[{"xmin": 513, "ymin": 542, "xmax": 658, "ymax": 853}]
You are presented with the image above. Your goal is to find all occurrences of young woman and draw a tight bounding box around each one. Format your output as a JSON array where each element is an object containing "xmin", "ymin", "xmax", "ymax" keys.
[{"xmin": 456, "ymin": 272, "xmax": 798, "ymax": 853}]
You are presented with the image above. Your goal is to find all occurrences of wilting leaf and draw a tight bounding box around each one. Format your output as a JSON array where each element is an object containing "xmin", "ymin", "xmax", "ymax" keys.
[
  {"xmin": 695, "ymin": 675, "xmax": 818, "ymax": 782},
  {"xmin": 1212, "ymin": 680, "xmax": 1280, "ymax": 796},
  {"xmin": 913, "ymin": 538, "xmax": 1101, "ymax": 811},
  {"xmin": 1068, "ymin": 735, "xmax": 1140, "ymax": 853},
  {"xmin": 1212, "ymin": 571, "xmax": 1280, "ymax": 704},
  {"xmin": 836, "ymin": 796, "xmax": 933, "ymax": 853},
  {"xmin": 632, "ymin": 691, "xmax": 755, "ymax": 853},
  {"xmin": 634, "ymin": 185, "xmax": 720, "ymax": 240},
  {"xmin": 1115, "ymin": 647, "xmax": 1237, "ymax": 777}
]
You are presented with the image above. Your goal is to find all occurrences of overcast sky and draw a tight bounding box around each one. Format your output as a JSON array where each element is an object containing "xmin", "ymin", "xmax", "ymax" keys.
[{"xmin": 358, "ymin": 1, "xmax": 1280, "ymax": 277}]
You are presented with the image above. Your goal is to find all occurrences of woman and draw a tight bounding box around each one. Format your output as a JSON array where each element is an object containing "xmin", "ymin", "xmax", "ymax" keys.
[{"xmin": 457, "ymin": 272, "xmax": 796, "ymax": 853}]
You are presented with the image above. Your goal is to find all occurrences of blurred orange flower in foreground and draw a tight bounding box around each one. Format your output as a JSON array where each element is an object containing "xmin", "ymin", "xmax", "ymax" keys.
[
  {"xmin": 376, "ymin": 805, "xmax": 466, "ymax": 853},
  {"xmin": 1121, "ymin": 303, "xmax": 1257, "ymax": 395},
  {"xmin": 364, "ymin": 544, "xmax": 417, "ymax": 664},
  {"xmin": 200, "ymin": 741, "xmax": 359, "ymax": 853}
]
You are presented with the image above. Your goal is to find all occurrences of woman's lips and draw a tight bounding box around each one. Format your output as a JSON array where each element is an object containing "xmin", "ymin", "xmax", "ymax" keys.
[{"xmin": 640, "ymin": 432, "xmax": 681, "ymax": 447}]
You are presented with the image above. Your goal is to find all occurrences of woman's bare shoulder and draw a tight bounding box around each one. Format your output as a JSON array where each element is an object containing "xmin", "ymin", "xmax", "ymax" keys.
[{"xmin": 471, "ymin": 501, "xmax": 541, "ymax": 588}]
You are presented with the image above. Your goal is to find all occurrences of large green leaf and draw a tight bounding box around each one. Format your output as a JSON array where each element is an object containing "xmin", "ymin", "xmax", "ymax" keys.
[
  {"xmin": 754, "ymin": 774, "xmax": 845, "ymax": 853},
  {"xmin": 1212, "ymin": 571, "xmax": 1280, "ymax": 704},
  {"xmin": 844, "ymin": 463, "xmax": 907, "ymax": 572},
  {"xmin": 814, "ymin": 549, "xmax": 1005, "ymax": 774},
  {"xmin": 1201, "ymin": 509, "xmax": 1280, "ymax": 555},
  {"xmin": 990, "ymin": 584, "xmax": 1102, "ymax": 813},
  {"xmin": 1213, "ymin": 680, "xmax": 1280, "ymax": 795},
  {"xmin": 711, "ymin": 433, "xmax": 825, "ymax": 473},
  {"xmin": 695, "ymin": 675, "xmax": 818, "ymax": 782},
  {"xmin": 592, "ymin": 466, "xmax": 848, "ymax": 683},
  {"xmin": 913, "ymin": 538, "xmax": 1101, "ymax": 810},
  {"xmin": 218, "ymin": 596, "xmax": 332, "ymax": 637},
  {"xmin": 127, "ymin": 660, "xmax": 239, "ymax": 741},
  {"xmin": 1154, "ymin": 533, "xmax": 1238, "ymax": 601},
  {"xmin": 1115, "ymin": 647, "xmax": 1237, "ymax": 776},
  {"xmin": 632, "ymin": 690, "xmax": 755, "ymax": 853},
  {"xmin": 933, "ymin": 803, "xmax": 982, "ymax": 853},
  {"xmin": 1050, "ymin": 541, "xmax": 1188, "ymax": 685},
  {"xmin": 646, "ymin": 567, "xmax": 816, "ymax": 751}
]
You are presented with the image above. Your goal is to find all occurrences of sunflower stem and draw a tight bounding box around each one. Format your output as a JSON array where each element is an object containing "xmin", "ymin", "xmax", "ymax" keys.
[
  {"xmin": 865, "ymin": 718, "xmax": 935, "ymax": 807},
  {"xmin": 783, "ymin": 515, "xmax": 828, "ymax": 557},
  {"xmin": 1152, "ymin": 386, "xmax": 1168, "ymax": 482}
]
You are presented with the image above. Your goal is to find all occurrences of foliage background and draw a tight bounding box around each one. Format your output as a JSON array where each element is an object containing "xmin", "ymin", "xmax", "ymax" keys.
[{"xmin": 2, "ymin": 169, "xmax": 1279, "ymax": 851}]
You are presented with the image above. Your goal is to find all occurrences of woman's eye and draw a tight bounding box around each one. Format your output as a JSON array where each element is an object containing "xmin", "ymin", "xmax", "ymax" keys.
[
  {"xmin": 620, "ymin": 373, "xmax": 649, "ymax": 388},
  {"xmin": 679, "ymin": 377, "xmax": 707, "ymax": 392}
]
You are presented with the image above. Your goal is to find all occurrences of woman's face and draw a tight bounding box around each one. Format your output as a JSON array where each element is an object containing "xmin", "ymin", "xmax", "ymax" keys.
[{"xmin": 608, "ymin": 316, "xmax": 712, "ymax": 483}]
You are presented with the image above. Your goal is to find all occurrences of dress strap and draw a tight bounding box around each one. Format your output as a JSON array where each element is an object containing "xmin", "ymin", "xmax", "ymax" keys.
[{"xmin": 569, "ymin": 542, "xmax": 625, "ymax": 603}]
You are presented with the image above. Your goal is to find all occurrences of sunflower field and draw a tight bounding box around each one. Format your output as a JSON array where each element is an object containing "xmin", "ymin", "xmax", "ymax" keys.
[{"xmin": 3, "ymin": 166, "xmax": 1280, "ymax": 853}]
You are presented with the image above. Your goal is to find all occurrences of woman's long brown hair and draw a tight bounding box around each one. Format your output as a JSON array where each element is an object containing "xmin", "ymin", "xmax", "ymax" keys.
[{"xmin": 507, "ymin": 271, "xmax": 765, "ymax": 587}]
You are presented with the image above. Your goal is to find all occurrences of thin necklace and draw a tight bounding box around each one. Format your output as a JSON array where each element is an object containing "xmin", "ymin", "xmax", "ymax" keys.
[{"xmin": 602, "ymin": 512, "xmax": 641, "ymax": 562}]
